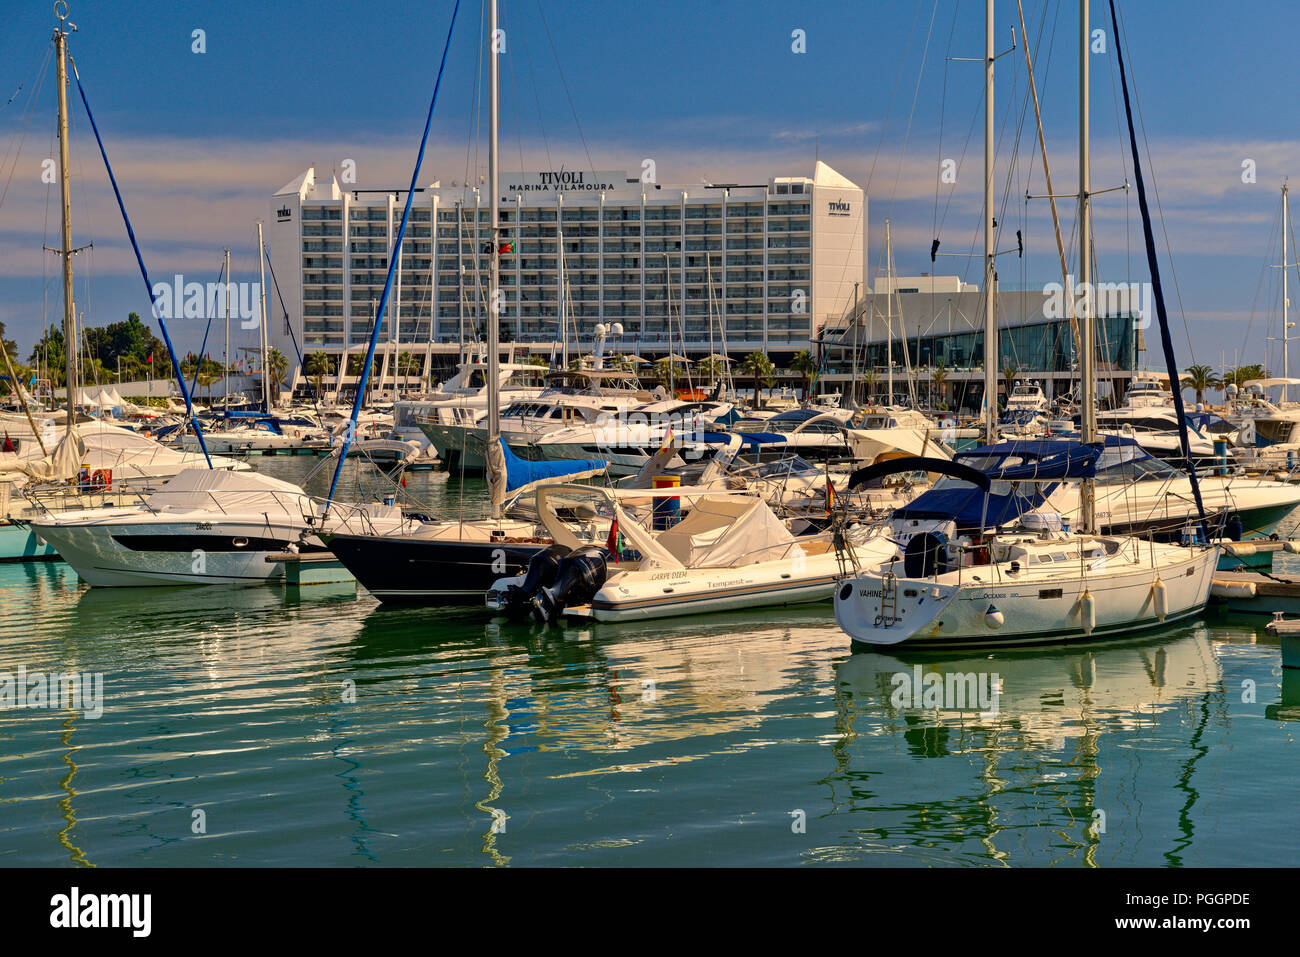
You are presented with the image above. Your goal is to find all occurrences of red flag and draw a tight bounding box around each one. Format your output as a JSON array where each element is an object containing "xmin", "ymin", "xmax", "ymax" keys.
[
  {"xmin": 825, "ymin": 481, "xmax": 836, "ymax": 516},
  {"xmin": 147, "ymin": 352, "xmax": 153, "ymax": 364},
  {"xmin": 2, "ymin": 432, "xmax": 14, "ymax": 453},
  {"xmin": 605, "ymin": 516, "xmax": 620, "ymax": 562}
]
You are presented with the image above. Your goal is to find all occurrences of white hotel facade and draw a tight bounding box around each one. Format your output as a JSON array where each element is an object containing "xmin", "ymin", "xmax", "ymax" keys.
[{"xmin": 266, "ymin": 161, "xmax": 864, "ymax": 386}]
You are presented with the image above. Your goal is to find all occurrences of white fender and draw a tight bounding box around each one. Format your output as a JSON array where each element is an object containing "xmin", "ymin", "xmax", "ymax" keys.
[
  {"xmin": 1152, "ymin": 578, "xmax": 1168, "ymax": 621},
  {"xmin": 1080, "ymin": 590, "xmax": 1096, "ymax": 634}
]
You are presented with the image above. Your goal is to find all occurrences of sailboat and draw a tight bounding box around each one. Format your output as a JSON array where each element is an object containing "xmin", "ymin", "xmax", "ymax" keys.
[
  {"xmin": 321, "ymin": 0, "xmax": 609, "ymax": 602},
  {"xmin": 831, "ymin": 0, "xmax": 1219, "ymax": 648},
  {"xmin": 1, "ymin": 9, "xmax": 254, "ymax": 561}
]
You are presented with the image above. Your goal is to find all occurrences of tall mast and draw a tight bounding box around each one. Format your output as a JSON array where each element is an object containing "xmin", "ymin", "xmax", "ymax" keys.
[
  {"xmin": 1079, "ymin": 0, "xmax": 1096, "ymax": 533},
  {"xmin": 257, "ymin": 222, "xmax": 270, "ymax": 411},
  {"xmin": 885, "ymin": 219, "xmax": 894, "ymax": 403},
  {"xmin": 982, "ymin": 0, "xmax": 997, "ymax": 442},
  {"xmin": 487, "ymin": 0, "xmax": 502, "ymax": 519},
  {"xmin": 1284, "ymin": 183, "xmax": 1290, "ymax": 404},
  {"xmin": 55, "ymin": 16, "xmax": 77, "ymax": 435},
  {"xmin": 223, "ymin": 247, "xmax": 231, "ymax": 401}
]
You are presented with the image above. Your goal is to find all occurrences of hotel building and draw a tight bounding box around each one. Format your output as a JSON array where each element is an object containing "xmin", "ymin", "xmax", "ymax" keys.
[{"xmin": 266, "ymin": 161, "xmax": 865, "ymax": 387}]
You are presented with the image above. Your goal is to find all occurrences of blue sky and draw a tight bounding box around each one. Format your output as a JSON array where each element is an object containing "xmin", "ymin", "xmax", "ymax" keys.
[{"xmin": 1, "ymin": 0, "xmax": 1296, "ymax": 377}]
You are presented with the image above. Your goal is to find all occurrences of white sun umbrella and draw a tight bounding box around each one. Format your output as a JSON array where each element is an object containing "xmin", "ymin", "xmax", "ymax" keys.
[{"xmin": 658, "ymin": 353, "xmax": 692, "ymax": 364}]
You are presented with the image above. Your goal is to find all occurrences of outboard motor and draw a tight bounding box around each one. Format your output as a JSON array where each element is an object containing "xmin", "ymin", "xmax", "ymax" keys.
[
  {"xmin": 903, "ymin": 531, "xmax": 947, "ymax": 579},
  {"xmin": 498, "ymin": 543, "xmax": 571, "ymax": 616},
  {"xmin": 531, "ymin": 546, "xmax": 609, "ymax": 623}
]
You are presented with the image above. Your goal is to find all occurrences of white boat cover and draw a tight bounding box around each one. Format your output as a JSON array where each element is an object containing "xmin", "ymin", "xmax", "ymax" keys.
[
  {"xmin": 1, "ymin": 428, "xmax": 86, "ymax": 481},
  {"xmin": 144, "ymin": 467, "xmax": 316, "ymax": 518},
  {"xmin": 609, "ymin": 493, "xmax": 798, "ymax": 570}
]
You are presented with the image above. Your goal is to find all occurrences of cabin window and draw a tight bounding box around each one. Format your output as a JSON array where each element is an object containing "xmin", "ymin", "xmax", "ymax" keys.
[{"xmin": 1039, "ymin": 588, "xmax": 1063, "ymax": 599}]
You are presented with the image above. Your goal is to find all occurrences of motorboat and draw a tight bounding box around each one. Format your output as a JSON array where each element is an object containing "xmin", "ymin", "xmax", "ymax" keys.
[
  {"xmin": 486, "ymin": 483, "xmax": 898, "ymax": 623},
  {"xmin": 28, "ymin": 467, "xmax": 404, "ymax": 586}
]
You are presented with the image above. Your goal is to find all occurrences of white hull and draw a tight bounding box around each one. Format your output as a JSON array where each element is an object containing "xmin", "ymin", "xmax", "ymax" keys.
[
  {"xmin": 835, "ymin": 541, "xmax": 1218, "ymax": 648},
  {"xmin": 31, "ymin": 517, "xmax": 311, "ymax": 586}
]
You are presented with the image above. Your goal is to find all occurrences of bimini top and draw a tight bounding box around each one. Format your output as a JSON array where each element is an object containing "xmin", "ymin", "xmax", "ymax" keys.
[
  {"xmin": 954, "ymin": 439, "xmax": 1102, "ymax": 480},
  {"xmin": 891, "ymin": 441, "xmax": 1103, "ymax": 530}
]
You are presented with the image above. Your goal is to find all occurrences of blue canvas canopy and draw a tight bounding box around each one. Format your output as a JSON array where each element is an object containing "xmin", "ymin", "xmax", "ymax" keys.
[
  {"xmin": 954, "ymin": 439, "xmax": 1101, "ymax": 480},
  {"xmin": 893, "ymin": 440, "xmax": 1103, "ymax": 530},
  {"xmin": 499, "ymin": 438, "xmax": 606, "ymax": 495}
]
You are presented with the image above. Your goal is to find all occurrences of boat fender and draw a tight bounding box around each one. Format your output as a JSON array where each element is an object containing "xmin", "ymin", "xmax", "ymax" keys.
[
  {"xmin": 984, "ymin": 605, "xmax": 1004, "ymax": 629},
  {"xmin": 1212, "ymin": 580, "xmax": 1256, "ymax": 599},
  {"xmin": 531, "ymin": 546, "xmax": 609, "ymax": 624},
  {"xmin": 500, "ymin": 543, "xmax": 572, "ymax": 616},
  {"xmin": 1286, "ymin": 541, "xmax": 1300, "ymax": 554},
  {"xmin": 1152, "ymin": 578, "xmax": 1168, "ymax": 620},
  {"xmin": 1080, "ymin": 590, "xmax": 1096, "ymax": 634},
  {"xmin": 1225, "ymin": 543, "xmax": 1256, "ymax": 557}
]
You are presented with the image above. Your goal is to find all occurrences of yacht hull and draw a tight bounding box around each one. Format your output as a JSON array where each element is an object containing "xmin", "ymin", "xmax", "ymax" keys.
[
  {"xmin": 30, "ymin": 519, "xmax": 317, "ymax": 586},
  {"xmin": 835, "ymin": 547, "xmax": 1218, "ymax": 648},
  {"xmin": 327, "ymin": 532, "xmax": 545, "ymax": 603}
]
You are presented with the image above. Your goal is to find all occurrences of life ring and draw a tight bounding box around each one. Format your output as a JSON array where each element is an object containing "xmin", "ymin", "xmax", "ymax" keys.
[{"xmin": 90, "ymin": 468, "xmax": 111, "ymax": 490}]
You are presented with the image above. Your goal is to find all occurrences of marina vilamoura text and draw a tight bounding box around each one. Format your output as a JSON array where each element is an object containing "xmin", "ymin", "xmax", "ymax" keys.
[{"xmin": 0, "ymin": 0, "xmax": 1291, "ymax": 936}]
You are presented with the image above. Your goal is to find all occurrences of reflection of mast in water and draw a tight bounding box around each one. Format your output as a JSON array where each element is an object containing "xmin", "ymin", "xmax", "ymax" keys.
[
  {"xmin": 332, "ymin": 731, "xmax": 378, "ymax": 864},
  {"xmin": 58, "ymin": 715, "xmax": 93, "ymax": 868},
  {"xmin": 475, "ymin": 634, "xmax": 511, "ymax": 867}
]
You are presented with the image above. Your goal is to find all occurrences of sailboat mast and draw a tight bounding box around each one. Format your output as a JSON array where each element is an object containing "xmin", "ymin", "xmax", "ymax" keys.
[
  {"xmin": 1284, "ymin": 183, "xmax": 1290, "ymax": 404},
  {"xmin": 257, "ymin": 222, "xmax": 270, "ymax": 411},
  {"xmin": 885, "ymin": 219, "xmax": 894, "ymax": 403},
  {"xmin": 1079, "ymin": 0, "xmax": 1097, "ymax": 534},
  {"xmin": 55, "ymin": 19, "xmax": 77, "ymax": 435},
  {"xmin": 982, "ymin": 0, "xmax": 997, "ymax": 443},
  {"xmin": 223, "ymin": 247, "xmax": 231, "ymax": 402},
  {"xmin": 487, "ymin": 0, "xmax": 502, "ymax": 520}
]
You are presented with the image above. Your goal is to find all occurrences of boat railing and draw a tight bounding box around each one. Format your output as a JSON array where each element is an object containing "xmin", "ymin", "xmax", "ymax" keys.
[{"xmin": 20, "ymin": 481, "xmax": 152, "ymax": 515}]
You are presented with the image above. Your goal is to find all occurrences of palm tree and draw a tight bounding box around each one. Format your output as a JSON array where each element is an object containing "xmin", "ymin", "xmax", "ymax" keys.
[
  {"xmin": 862, "ymin": 368, "xmax": 879, "ymax": 404},
  {"xmin": 653, "ymin": 357, "xmax": 680, "ymax": 393},
  {"xmin": 1181, "ymin": 364, "xmax": 1220, "ymax": 406},
  {"xmin": 789, "ymin": 349, "xmax": 817, "ymax": 400},
  {"xmin": 1000, "ymin": 364, "xmax": 1021, "ymax": 410},
  {"xmin": 930, "ymin": 362, "xmax": 950, "ymax": 410},
  {"xmin": 266, "ymin": 348, "xmax": 289, "ymax": 403},
  {"xmin": 695, "ymin": 357, "xmax": 725, "ymax": 388},
  {"xmin": 1223, "ymin": 363, "xmax": 1266, "ymax": 392},
  {"xmin": 305, "ymin": 352, "xmax": 334, "ymax": 400},
  {"xmin": 740, "ymin": 351, "xmax": 775, "ymax": 408}
]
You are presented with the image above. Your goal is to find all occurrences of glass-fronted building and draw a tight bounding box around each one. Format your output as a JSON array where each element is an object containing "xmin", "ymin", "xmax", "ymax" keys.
[{"xmin": 821, "ymin": 281, "xmax": 1143, "ymax": 411}]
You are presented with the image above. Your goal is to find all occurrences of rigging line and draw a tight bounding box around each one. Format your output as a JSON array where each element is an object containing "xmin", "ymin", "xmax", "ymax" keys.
[
  {"xmin": 1242, "ymin": 202, "xmax": 1282, "ymax": 367},
  {"xmin": 863, "ymin": 0, "xmax": 925, "ymax": 196},
  {"xmin": 882, "ymin": 0, "xmax": 939, "ymax": 228},
  {"xmin": 462, "ymin": 0, "xmax": 485, "ymax": 193},
  {"xmin": 519, "ymin": 6, "xmax": 551, "ymax": 172},
  {"xmin": 326, "ymin": 0, "xmax": 461, "ymax": 508},
  {"xmin": 0, "ymin": 44, "xmax": 51, "ymax": 213},
  {"xmin": 69, "ymin": 55, "xmax": 212, "ymax": 467},
  {"xmin": 500, "ymin": 2, "xmax": 526, "ymax": 179},
  {"xmin": 1108, "ymin": 0, "xmax": 1208, "ymax": 532},
  {"xmin": 932, "ymin": 0, "xmax": 959, "ymax": 240},
  {"xmin": 534, "ymin": 0, "xmax": 597, "ymax": 178},
  {"xmin": 1116, "ymin": 3, "xmax": 1194, "ymax": 359}
]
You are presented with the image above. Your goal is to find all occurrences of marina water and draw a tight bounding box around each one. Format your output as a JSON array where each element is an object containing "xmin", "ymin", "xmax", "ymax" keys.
[{"xmin": 1, "ymin": 457, "xmax": 1297, "ymax": 867}]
